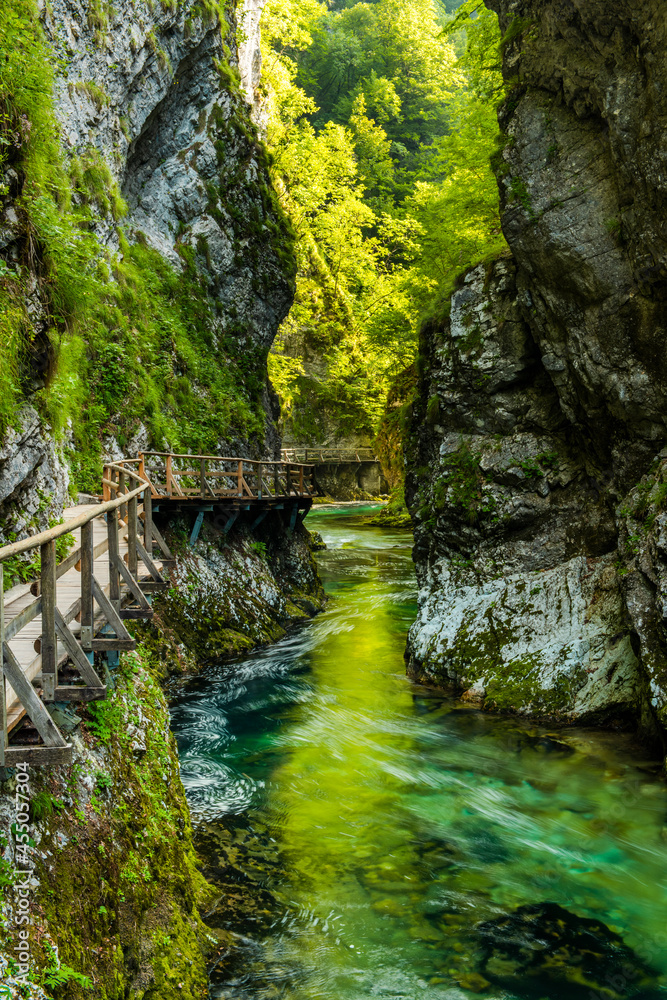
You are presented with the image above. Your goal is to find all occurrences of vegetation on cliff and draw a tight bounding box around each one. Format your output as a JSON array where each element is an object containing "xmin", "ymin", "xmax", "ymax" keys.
[
  {"xmin": 262, "ymin": 0, "xmax": 507, "ymax": 446},
  {"xmin": 0, "ymin": 0, "xmax": 294, "ymax": 494}
]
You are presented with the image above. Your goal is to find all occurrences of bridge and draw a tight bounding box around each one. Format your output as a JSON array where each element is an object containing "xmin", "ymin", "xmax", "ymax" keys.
[
  {"xmin": 280, "ymin": 447, "xmax": 388, "ymax": 497},
  {"xmin": 0, "ymin": 453, "xmax": 315, "ymax": 768},
  {"xmin": 280, "ymin": 447, "xmax": 377, "ymax": 464}
]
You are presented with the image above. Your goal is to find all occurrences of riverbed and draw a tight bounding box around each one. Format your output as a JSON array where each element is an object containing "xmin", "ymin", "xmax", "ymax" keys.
[{"xmin": 171, "ymin": 505, "xmax": 667, "ymax": 999}]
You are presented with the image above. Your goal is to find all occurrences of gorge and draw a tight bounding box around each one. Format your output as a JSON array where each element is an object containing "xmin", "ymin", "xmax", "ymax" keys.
[{"xmin": 0, "ymin": 0, "xmax": 666, "ymax": 997}]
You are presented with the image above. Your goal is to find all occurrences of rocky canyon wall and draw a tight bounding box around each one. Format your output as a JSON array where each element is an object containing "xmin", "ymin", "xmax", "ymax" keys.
[
  {"xmin": 0, "ymin": 0, "xmax": 294, "ymax": 555},
  {"xmin": 405, "ymin": 0, "xmax": 667, "ymax": 746}
]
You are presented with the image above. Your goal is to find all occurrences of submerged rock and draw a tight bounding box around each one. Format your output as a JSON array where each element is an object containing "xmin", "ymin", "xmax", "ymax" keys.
[{"xmin": 477, "ymin": 902, "xmax": 657, "ymax": 999}]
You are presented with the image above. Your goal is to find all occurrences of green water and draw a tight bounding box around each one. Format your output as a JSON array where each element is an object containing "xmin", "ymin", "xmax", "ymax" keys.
[{"xmin": 172, "ymin": 505, "xmax": 667, "ymax": 999}]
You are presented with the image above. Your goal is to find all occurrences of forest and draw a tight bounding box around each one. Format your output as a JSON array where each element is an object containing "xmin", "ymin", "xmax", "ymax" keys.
[{"xmin": 263, "ymin": 0, "xmax": 507, "ymax": 451}]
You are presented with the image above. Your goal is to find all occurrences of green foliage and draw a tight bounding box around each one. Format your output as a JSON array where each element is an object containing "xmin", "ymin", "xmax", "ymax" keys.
[
  {"xmin": 31, "ymin": 790, "xmax": 65, "ymax": 822},
  {"xmin": 40, "ymin": 943, "xmax": 93, "ymax": 992},
  {"xmin": 249, "ymin": 540, "xmax": 267, "ymax": 556},
  {"xmin": 0, "ymin": 0, "xmax": 273, "ymax": 493},
  {"xmin": 262, "ymin": 0, "xmax": 507, "ymax": 444}
]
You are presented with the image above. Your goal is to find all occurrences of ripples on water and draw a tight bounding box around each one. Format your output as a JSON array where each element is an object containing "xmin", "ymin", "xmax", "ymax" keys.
[{"xmin": 171, "ymin": 504, "xmax": 667, "ymax": 1000}]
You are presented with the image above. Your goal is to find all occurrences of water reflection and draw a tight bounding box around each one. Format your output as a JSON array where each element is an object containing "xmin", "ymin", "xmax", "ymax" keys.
[{"xmin": 171, "ymin": 505, "xmax": 667, "ymax": 1000}]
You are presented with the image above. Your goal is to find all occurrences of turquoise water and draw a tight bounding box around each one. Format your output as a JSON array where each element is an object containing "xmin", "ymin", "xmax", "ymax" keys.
[{"xmin": 171, "ymin": 505, "xmax": 667, "ymax": 999}]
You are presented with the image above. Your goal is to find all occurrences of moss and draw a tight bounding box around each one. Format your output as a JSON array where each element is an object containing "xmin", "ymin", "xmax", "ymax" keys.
[
  {"xmin": 0, "ymin": 648, "xmax": 217, "ymax": 998},
  {"xmin": 499, "ymin": 16, "xmax": 533, "ymax": 53}
]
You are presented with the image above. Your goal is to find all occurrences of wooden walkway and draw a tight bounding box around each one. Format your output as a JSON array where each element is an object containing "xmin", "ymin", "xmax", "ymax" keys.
[
  {"xmin": 280, "ymin": 446, "xmax": 377, "ymax": 464},
  {"xmin": 0, "ymin": 453, "xmax": 316, "ymax": 768}
]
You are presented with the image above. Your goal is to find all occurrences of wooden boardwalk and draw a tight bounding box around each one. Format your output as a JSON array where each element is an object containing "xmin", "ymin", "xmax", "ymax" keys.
[{"xmin": 0, "ymin": 453, "xmax": 315, "ymax": 768}]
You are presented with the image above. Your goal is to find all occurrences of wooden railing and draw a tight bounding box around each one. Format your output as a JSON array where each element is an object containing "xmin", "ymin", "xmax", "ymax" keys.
[
  {"xmin": 280, "ymin": 447, "xmax": 377, "ymax": 464},
  {"xmin": 0, "ymin": 463, "xmax": 171, "ymax": 767},
  {"xmin": 129, "ymin": 453, "xmax": 316, "ymax": 500},
  {"xmin": 0, "ymin": 450, "xmax": 315, "ymax": 768}
]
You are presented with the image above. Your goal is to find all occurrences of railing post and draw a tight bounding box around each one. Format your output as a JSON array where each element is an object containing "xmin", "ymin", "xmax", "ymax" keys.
[
  {"xmin": 102, "ymin": 465, "xmax": 110, "ymax": 503},
  {"xmin": 200, "ymin": 459, "xmax": 206, "ymax": 498},
  {"xmin": 237, "ymin": 460, "xmax": 243, "ymax": 498},
  {"xmin": 138, "ymin": 453, "xmax": 146, "ymax": 481},
  {"xmin": 119, "ymin": 470, "xmax": 126, "ymax": 523},
  {"xmin": 144, "ymin": 487, "xmax": 153, "ymax": 555},
  {"xmin": 107, "ymin": 508, "xmax": 121, "ymax": 612},
  {"xmin": 274, "ymin": 464, "xmax": 279, "ymax": 496},
  {"xmin": 286, "ymin": 465, "xmax": 293, "ymax": 496},
  {"xmin": 166, "ymin": 454, "xmax": 173, "ymax": 497},
  {"xmin": 299, "ymin": 466, "xmax": 304, "ymax": 495},
  {"xmin": 257, "ymin": 462, "xmax": 262, "ymax": 500},
  {"xmin": 80, "ymin": 521, "xmax": 94, "ymax": 654},
  {"xmin": 40, "ymin": 539, "xmax": 57, "ymax": 701},
  {"xmin": 128, "ymin": 494, "xmax": 138, "ymax": 578},
  {"xmin": 0, "ymin": 563, "xmax": 5, "ymax": 767}
]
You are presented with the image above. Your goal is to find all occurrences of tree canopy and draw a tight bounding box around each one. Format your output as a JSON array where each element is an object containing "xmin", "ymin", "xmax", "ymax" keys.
[{"xmin": 262, "ymin": 0, "xmax": 507, "ymax": 444}]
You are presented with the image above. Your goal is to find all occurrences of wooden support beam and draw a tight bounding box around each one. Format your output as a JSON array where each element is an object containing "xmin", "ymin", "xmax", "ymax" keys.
[
  {"xmin": 40, "ymin": 539, "xmax": 57, "ymax": 701},
  {"xmin": 128, "ymin": 495, "xmax": 138, "ymax": 578},
  {"xmin": 149, "ymin": 520, "xmax": 174, "ymax": 562},
  {"xmin": 54, "ymin": 608, "xmax": 105, "ymax": 688},
  {"xmin": 92, "ymin": 578, "xmax": 134, "ymax": 646},
  {"xmin": 222, "ymin": 511, "xmax": 239, "ymax": 535},
  {"xmin": 91, "ymin": 638, "xmax": 136, "ymax": 651},
  {"xmin": 5, "ymin": 746, "xmax": 72, "ymax": 766},
  {"xmin": 107, "ymin": 508, "xmax": 121, "ymax": 612},
  {"xmin": 3, "ymin": 644, "xmax": 68, "ymax": 748},
  {"xmin": 138, "ymin": 581, "xmax": 169, "ymax": 593},
  {"xmin": 111, "ymin": 554, "xmax": 151, "ymax": 610},
  {"xmin": 0, "ymin": 564, "xmax": 5, "ymax": 767},
  {"xmin": 143, "ymin": 487, "xmax": 153, "ymax": 555},
  {"xmin": 53, "ymin": 686, "xmax": 106, "ymax": 703},
  {"xmin": 119, "ymin": 470, "xmax": 126, "ymax": 522},
  {"xmin": 190, "ymin": 509, "xmax": 205, "ymax": 546},
  {"xmin": 135, "ymin": 536, "xmax": 167, "ymax": 583},
  {"xmin": 250, "ymin": 510, "xmax": 267, "ymax": 531},
  {"xmin": 80, "ymin": 521, "xmax": 94, "ymax": 650},
  {"xmin": 120, "ymin": 608, "xmax": 155, "ymax": 620}
]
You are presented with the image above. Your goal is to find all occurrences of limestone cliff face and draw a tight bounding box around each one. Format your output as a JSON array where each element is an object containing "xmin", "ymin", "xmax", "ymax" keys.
[
  {"xmin": 406, "ymin": 0, "xmax": 667, "ymax": 743},
  {"xmin": 0, "ymin": 0, "xmax": 294, "ymax": 551}
]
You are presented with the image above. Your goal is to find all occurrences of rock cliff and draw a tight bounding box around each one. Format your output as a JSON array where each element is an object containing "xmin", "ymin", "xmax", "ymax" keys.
[
  {"xmin": 405, "ymin": 0, "xmax": 667, "ymax": 747},
  {"xmin": 0, "ymin": 0, "xmax": 294, "ymax": 558}
]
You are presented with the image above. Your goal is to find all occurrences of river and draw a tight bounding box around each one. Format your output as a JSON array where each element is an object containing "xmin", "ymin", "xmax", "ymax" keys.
[{"xmin": 171, "ymin": 504, "xmax": 667, "ymax": 1000}]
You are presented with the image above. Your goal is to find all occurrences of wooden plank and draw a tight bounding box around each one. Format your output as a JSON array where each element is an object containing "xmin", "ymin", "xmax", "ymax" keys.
[
  {"xmin": 2, "ymin": 644, "xmax": 67, "ymax": 747},
  {"xmin": 40, "ymin": 539, "xmax": 57, "ymax": 701},
  {"xmin": 5, "ymin": 746, "xmax": 72, "ymax": 766},
  {"xmin": 4, "ymin": 597, "xmax": 41, "ymax": 641},
  {"xmin": 120, "ymin": 608, "xmax": 155, "ymax": 620}
]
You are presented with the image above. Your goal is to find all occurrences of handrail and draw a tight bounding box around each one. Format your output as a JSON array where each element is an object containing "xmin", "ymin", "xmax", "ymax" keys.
[
  {"xmin": 141, "ymin": 452, "xmax": 315, "ymax": 468},
  {"xmin": 0, "ymin": 479, "xmax": 148, "ymax": 563}
]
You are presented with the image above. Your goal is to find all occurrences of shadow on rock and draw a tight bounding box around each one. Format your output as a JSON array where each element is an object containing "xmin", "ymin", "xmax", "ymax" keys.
[{"xmin": 476, "ymin": 902, "xmax": 660, "ymax": 999}]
